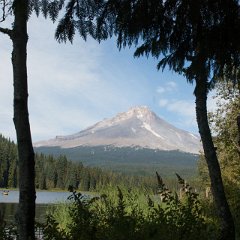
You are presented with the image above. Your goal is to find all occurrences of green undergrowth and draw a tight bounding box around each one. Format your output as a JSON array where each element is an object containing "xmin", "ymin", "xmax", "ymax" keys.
[{"xmin": 40, "ymin": 174, "xmax": 218, "ymax": 240}]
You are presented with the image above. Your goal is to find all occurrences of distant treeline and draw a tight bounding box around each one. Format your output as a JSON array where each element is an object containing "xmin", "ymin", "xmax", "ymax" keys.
[
  {"xmin": 35, "ymin": 145, "xmax": 198, "ymax": 178},
  {"xmin": 0, "ymin": 134, "xmax": 18, "ymax": 188},
  {"xmin": 0, "ymin": 134, "xmax": 171, "ymax": 192}
]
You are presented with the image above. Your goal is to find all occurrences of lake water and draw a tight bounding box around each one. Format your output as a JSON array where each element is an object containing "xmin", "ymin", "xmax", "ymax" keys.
[
  {"xmin": 0, "ymin": 190, "xmax": 72, "ymax": 223},
  {"xmin": 0, "ymin": 190, "xmax": 71, "ymax": 204}
]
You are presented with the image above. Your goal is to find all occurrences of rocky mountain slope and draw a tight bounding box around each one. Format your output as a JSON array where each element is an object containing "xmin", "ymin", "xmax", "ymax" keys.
[{"xmin": 35, "ymin": 106, "xmax": 201, "ymax": 154}]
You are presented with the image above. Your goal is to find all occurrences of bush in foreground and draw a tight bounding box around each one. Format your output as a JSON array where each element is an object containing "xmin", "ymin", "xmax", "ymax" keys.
[{"xmin": 42, "ymin": 174, "xmax": 217, "ymax": 240}]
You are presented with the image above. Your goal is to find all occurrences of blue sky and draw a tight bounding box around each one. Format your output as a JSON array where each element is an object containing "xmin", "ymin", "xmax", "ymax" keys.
[{"xmin": 0, "ymin": 15, "xmax": 216, "ymax": 142}]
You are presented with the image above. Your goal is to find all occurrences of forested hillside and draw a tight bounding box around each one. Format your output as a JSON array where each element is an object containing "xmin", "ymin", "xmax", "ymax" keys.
[
  {"xmin": 0, "ymin": 134, "xmax": 164, "ymax": 192},
  {"xmin": 35, "ymin": 146, "xmax": 198, "ymax": 177},
  {"xmin": 0, "ymin": 135, "xmax": 18, "ymax": 188}
]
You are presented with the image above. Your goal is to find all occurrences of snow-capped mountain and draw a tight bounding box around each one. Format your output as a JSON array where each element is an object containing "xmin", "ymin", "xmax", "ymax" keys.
[{"xmin": 34, "ymin": 106, "xmax": 201, "ymax": 154}]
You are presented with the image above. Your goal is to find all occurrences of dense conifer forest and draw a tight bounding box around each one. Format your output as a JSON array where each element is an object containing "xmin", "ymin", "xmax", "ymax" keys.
[
  {"xmin": 0, "ymin": 134, "xmax": 164, "ymax": 192},
  {"xmin": 0, "ymin": 135, "xmax": 18, "ymax": 188},
  {"xmin": 35, "ymin": 145, "xmax": 198, "ymax": 178}
]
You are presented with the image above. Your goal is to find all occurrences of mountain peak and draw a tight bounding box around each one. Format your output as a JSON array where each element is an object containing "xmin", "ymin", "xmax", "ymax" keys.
[
  {"xmin": 127, "ymin": 105, "xmax": 153, "ymax": 117},
  {"xmin": 114, "ymin": 106, "xmax": 156, "ymax": 123},
  {"xmin": 128, "ymin": 105, "xmax": 150, "ymax": 114}
]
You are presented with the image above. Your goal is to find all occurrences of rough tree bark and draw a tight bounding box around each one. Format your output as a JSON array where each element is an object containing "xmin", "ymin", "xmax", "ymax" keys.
[
  {"xmin": 194, "ymin": 74, "xmax": 235, "ymax": 240},
  {"xmin": 10, "ymin": 0, "xmax": 36, "ymax": 239}
]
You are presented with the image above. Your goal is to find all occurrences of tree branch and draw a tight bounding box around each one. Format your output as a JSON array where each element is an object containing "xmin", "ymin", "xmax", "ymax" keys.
[
  {"xmin": 0, "ymin": 26, "xmax": 12, "ymax": 36},
  {"xmin": 0, "ymin": 0, "xmax": 12, "ymax": 23}
]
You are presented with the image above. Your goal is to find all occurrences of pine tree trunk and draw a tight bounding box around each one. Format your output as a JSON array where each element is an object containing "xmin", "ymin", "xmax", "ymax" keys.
[
  {"xmin": 194, "ymin": 76, "xmax": 235, "ymax": 240},
  {"xmin": 11, "ymin": 0, "xmax": 36, "ymax": 239}
]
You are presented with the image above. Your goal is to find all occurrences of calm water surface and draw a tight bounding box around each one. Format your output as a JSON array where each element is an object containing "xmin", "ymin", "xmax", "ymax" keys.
[
  {"xmin": 0, "ymin": 190, "xmax": 71, "ymax": 204},
  {"xmin": 0, "ymin": 190, "xmax": 72, "ymax": 223}
]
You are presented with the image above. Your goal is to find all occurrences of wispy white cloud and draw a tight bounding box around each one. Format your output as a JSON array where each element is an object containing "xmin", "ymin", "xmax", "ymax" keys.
[
  {"xmin": 156, "ymin": 79, "xmax": 197, "ymax": 129},
  {"xmin": 166, "ymin": 100, "xmax": 196, "ymax": 118},
  {"xmin": 26, "ymin": 18, "xmax": 118, "ymax": 141},
  {"xmin": 158, "ymin": 98, "xmax": 196, "ymax": 126},
  {"xmin": 166, "ymin": 81, "xmax": 177, "ymax": 88},
  {"xmin": 156, "ymin": 86, "xmax": 166, "ymax": 94},
  {"xmin": 0, "ymin": 15, "xmax": 160, "ymax": 141},
  {"xmin": 0, "ymin": 15, "xmax": 207, "ymax": 141},
  {"xmin": 158, "ymin": 99, "xmax": 169, "ymax": 107},
  {"xmin": 0, "ymin": 16, "xmax": 108, "ymax": 141},
  {"xmin": 157, "ymin": 90, "xmax": 219, "ymax": 132},
  {"xmin": 157, "ymin": 81, "xmax": 177, "ymax": 94}
]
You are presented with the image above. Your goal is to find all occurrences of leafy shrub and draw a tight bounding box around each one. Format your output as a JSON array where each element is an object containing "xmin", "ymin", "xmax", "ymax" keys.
[{"xmin": 42, "ymin": 174, "xmax": 217, "ymax": 240}]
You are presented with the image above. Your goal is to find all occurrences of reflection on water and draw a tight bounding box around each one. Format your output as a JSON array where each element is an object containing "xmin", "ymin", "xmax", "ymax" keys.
[
  {"xmin": 0, "ymin": 190, "xmax": 72, "ymax": 223},
  {"xmin": 0, "ymin": 203, "xmax": 48, "ymax": 223}
]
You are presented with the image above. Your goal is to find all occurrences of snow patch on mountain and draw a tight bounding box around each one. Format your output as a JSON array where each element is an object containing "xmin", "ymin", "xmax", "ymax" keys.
[
  {"xmin": 142, "ymin": 122, "xmax": 164, "ymax": 139},
  {"xmin": 175, "ymin": 132, "xmax": 182, "ymax": 141},
  {"xmin": 131, "ymin": 127, "xmax": 137, "ymax": 133},
  {"xmin": 188, "ymin": 133, "xmax": 199, "ymax": 140}
]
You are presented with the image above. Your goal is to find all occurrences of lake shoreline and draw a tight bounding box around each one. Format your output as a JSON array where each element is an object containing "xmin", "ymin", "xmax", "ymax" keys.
[{"xmin": 0, "ymin": 191, "xmax": 83, "ymax": 223}]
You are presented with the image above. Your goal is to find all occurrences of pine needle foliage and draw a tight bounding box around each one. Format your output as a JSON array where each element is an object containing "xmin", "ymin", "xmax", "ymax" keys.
[
  {"xmin": 28, "ymin": 0, "xmax": 65, "ymax": 21},
  {"xmin": 56, "ymin": 0, "xmax": 240, "ymax": 86},
  {"xmin": 55, "ymin": 0, "xmax": 103, "ymax": 43},
  {"xmin": 0, "ymin": 0, "xmax": 65, "ymax": 22}
]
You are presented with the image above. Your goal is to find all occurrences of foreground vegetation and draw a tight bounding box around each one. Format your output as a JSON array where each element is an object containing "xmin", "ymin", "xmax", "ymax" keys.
[
  {"xmin": 197, "ymin": 82, "xmax": 240, "ymax": 239},
  {"xmin": 1, "ymin": 174, "xmax": 219, "ymax": 240}
]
